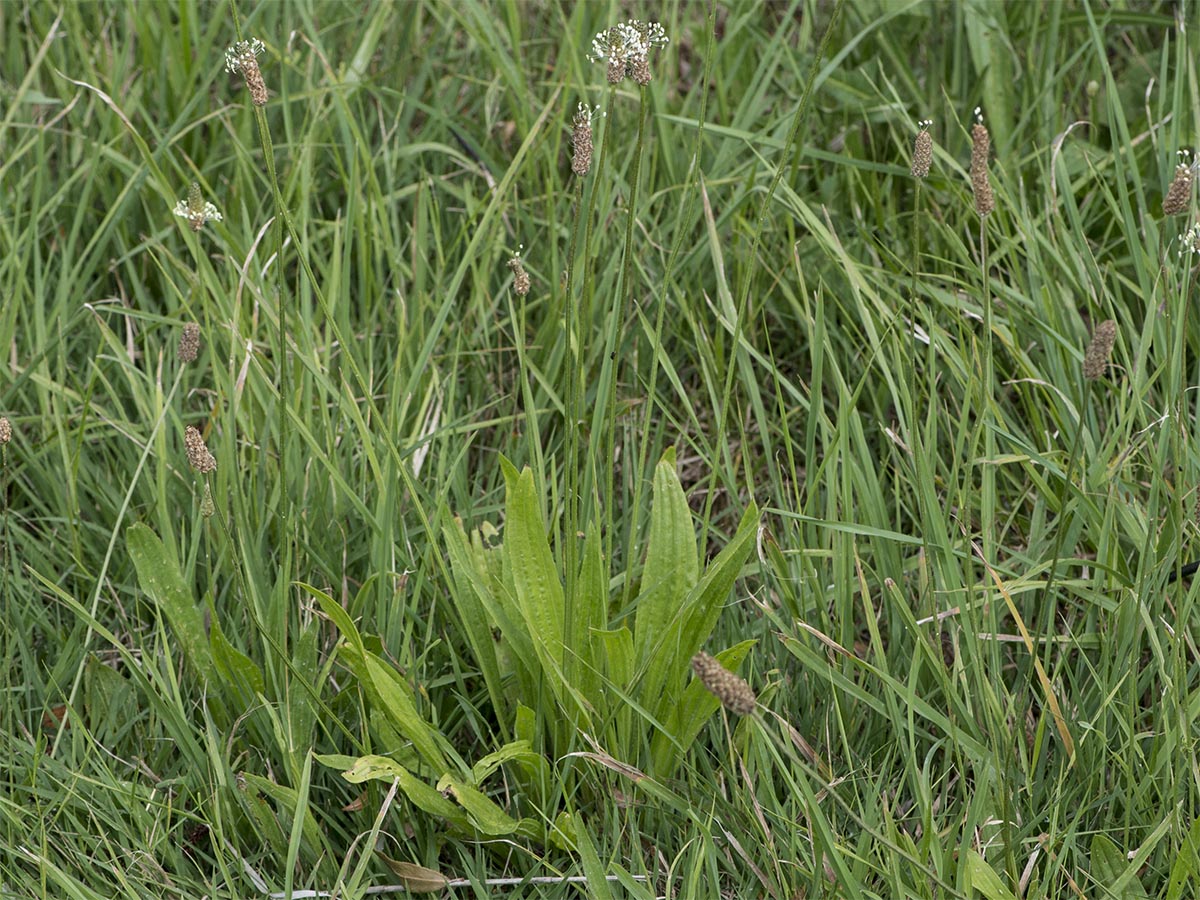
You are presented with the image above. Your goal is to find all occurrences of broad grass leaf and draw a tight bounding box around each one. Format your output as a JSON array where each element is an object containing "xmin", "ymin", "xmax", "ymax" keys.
[
  {"xmin": 436, "ymin": 774, "xmax": 520, "ymax": 836},
  {"xmin": 83, "ymin": 655, "xmax": 131, "ymax": 740},
  {"xmin": 676, "ymin": 501, "xmax": 759, "ymax": 669},
  {"xmin": 572, "ymin": 521, "xmax": 607, "ymax": 713},
  {"xmin": 592, "ymin": 625, "xmax": 637, "ymax": 759},
  {"xmin": 500, "ymin": 459, "xmax": 567, "ymax": 700},
  {"xmin": 1091, "ymin": 834, "xmax": 1126, "ymax": 892},
  {"xmin": 515, "ymin": 703, "xmax": 537, "ymax": 746},
  {"xmin": 572, "ymin": 812, "xmax": 613, "ymax": 900},
  {"xmin": 1090, "ymin": 833, "xmax": 1151, "ymax": 899},
  {"xmin": 239, "ymin": 772, "xmax": 324, "ymax": 855},
  {"xmin": 594, "ymin": 627, "xmax": 635, "ymax": 693},
  {"xmin": 300, "ymin": 583, "xmax": 448, "ymax": 773},
  {"xmin": 287, "ymin": 622, "xmax": 321, "ymax": 761},
  {"xmin": 360, "ymin": 647, "xmax": 450, "ymax": 774},
  {"xmin": 331, "ymin": 731, "xmax": 534, "ymax": 843},
  {"xmin": 334, "ymin": 755, "xmax": 468, "ymax": 828},
  {"xmin": 444, "ymin": 518, "xmax": 508, "ymax": 718},
  {"xmin": 633, "ymin": 448, "xmax": 698, "ymax": 662},
  {"xmin": 471, "ymin": 740, "xmax": 540, "ymax": 784},
  {"xmin": 127, "ymin": 524, "xmax": 214, "ymax": 683},
  {"xmin": 639, "ymin": 501, "xmax": 759, "ymax": 722},
  {"xmin": 209, "ymin": 612, "xmax": 265, "ymax": 703},
  {"xmin": 1166, "ymin": 815, "xmax": 1200, "ymax": 900},
  {"xmin": 550, "ymin": 810, "xmax": 577, "ymax": 851},
  {"xmin": 965, "ymin": 850, "xmax": 1017, "ymax": 900},
  {"xmin": 238, "ymin": 774, "xmax": 289, "ymax": 857}
]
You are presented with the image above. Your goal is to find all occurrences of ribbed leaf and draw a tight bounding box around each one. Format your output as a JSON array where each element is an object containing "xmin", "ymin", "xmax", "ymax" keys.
[
  {"xmin": 287, "ymin": 623, "xmax": 321, "ymax": 761},
  {"xmin": 594, "ymin": 626, "xmax": 636, "ymax": 759},
  {"xmin": 436, "ymin": 774, "xmax": 520, "ymax": 835},
  {"xmin": 209, "ymin": 613, "xmax": 264, "ymax": 702},
  {"xmin": 572, "ymin": 522, "xmax": 607, "ymax": 713},
  {"xmin": 444, "ymin": 518, "xmax": 507, "ymax": 720},
  {"xmin": 300, "ymin": 583, "xmax": 448, "ymax": 773},
  {"xmin": 965, "ymin": 850, "xmax": 1017, "ymax": 900},
  {"xmin": 1091, "ymin": 832, "xmax": 1153, "ymax": 899},
  {"xmin": 374, "ymin": 857, "xmax": 450, "ymax": 894},
  {"xmin": 500, "ymin": 459, "xmax": 565, "ymax": 695},
  {"xmin": 471, "ymin": 740, "xmax": 540, "ymax": 784},
  {"xmin": 1166, "ymin": 816, "xmax": 1200, "ymax": 900},
  {"xmin": 640, "ymin": 501, "xmax": 759, "ymax": 721},
  {"xmin": 594, "ymin": 627, "xmax": 635, "ymax": 694},
  {"xmin": 633, "ymin": 449, "xmax": 698, "ymax": 662},
  {"xmin": 572, "ymin": 813, "xmax": 613, "ymax": 900},
  {"xmin": 126, "ymin": 523, "xmax": 214, "ymax": 683},
  {"xmin": 239, "ymin": 772, "xmax": 324, "ymax": 853},
  {"xmin": 335, "ymin": 755, "xmax": 468, "ymax": 828}
]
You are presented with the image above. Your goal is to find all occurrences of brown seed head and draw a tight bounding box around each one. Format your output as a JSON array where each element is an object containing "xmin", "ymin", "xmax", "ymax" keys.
[
  {"xmin": 630, "ymin": 54, "xmax": 652, "ymax": 86},
  {"xmin": 1082, "ymin": 319, "xmax": 1117, "ymax": 380},
  {"xmin": 226, "ymin": 39, "xmax": 269, "ymax": 107},
  {"xmin": 508, "ymin": 251, "xmax": 530, "ymax": 297},
  {"xmin": 1163, "ymin": 153, "xmax": 1193, "ymax": 216},
  {"xmin": 185, "ymin": 425, "xmax": 216, "ymax": 474},
  {"xmin": 571, "ymin": 104, "xmax": 598, "ymax": 177},
  {"xmin": 970, "ymin": 111, "xmax": 994, "ymax": 216},
  {"xmin": 692, "ymin": 651, "xmax": 756, "ymax": 716},
  {"xmin": 911, "ymin": 120, "xmax": 933, "ymax": 179},
  {"xmin": 591, "ymin": 22, "xmax": 664, "ymax": 86},
  {"xmin": 179, "ymin": 322, "xmax": 201, "ymax": 364},
  {"xmin": 0, "ymin": 417, "xmax": 10, "ymax": 445}
]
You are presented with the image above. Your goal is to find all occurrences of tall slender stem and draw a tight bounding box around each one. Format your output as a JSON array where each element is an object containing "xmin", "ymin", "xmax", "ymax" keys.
[{"xmin": 606, "ymin": 88, "xmax": 649, "ymax": 583}]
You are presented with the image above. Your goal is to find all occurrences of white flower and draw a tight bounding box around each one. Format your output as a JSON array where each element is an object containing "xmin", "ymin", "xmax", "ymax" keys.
[
  {"xmin": 174, "ymin": 183, "xmax": 222, "ymax": 232},
  {"xmin": 589, "ymin": 22, "xmax": 644, "ymax": 64},
  {"xmin": 224, "ymin": 38, "xmax": 265, "ymax": 75},
  {"xmin": 630, "ymin": 20, "xmax": 669, "ymax": 50},
  {"xmin": 574, "ymin": 102, "xmax": 602, "ymax": 128},
  {"xmin": 1179, "ymin": 223, "xmax": 1200, "ymax": 258}
]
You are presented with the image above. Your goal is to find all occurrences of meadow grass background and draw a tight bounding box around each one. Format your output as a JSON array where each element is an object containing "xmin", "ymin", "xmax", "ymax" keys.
[{"xmin": 3, "ymin": 0, "xmax": 1200, "ymax": 897}]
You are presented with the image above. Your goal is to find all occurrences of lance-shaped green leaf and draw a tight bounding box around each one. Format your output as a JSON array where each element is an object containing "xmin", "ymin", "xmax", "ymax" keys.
[
  {"xmin": 638, "ymin": 501, "xmax": 759, "ymax": 722},
  {"xmin": 500, "ymin": 459, "xmax": 567, "ymax": 700},
  {"xmin": 444, "ymin": 518, "xmax": 508, "ymax": 720},
  {"xmin": 300, "ymin": 583, "xmax": 449, "ymax": 774},
  {"xmin": 333, "ymin": 755, "xmax": 469, "ymax": 829},
  {"xmin": 127, "ymin": 523, "xmax": 214, "ymax": 683},
  {"xmin": 633, "ymin": 448, "xmax": 699, "ymax": 663}
]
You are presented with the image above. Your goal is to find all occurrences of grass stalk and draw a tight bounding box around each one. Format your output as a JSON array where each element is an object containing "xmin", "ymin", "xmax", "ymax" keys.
[
  {"xmin": 703, "ymin": 0, "xmax": 845, "ymax": 545},
  {"xmin": 604, "ymin": 86, "xmax": 650, "ymax": 571}
]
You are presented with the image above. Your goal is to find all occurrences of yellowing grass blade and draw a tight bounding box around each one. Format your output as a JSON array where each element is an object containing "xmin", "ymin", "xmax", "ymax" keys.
[{"xmin": 970, "ymin": 539, "xmax": 1075, "ymax": 765}]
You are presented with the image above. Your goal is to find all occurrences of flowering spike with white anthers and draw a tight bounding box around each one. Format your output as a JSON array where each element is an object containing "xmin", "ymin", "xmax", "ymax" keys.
[
  {"xmin": 174, "ymin": 183, "xmax": 222, "ymax": 232},
  {"xmin": 225, "ymin": 38, "xmax": 269, "ymax": 106}
]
